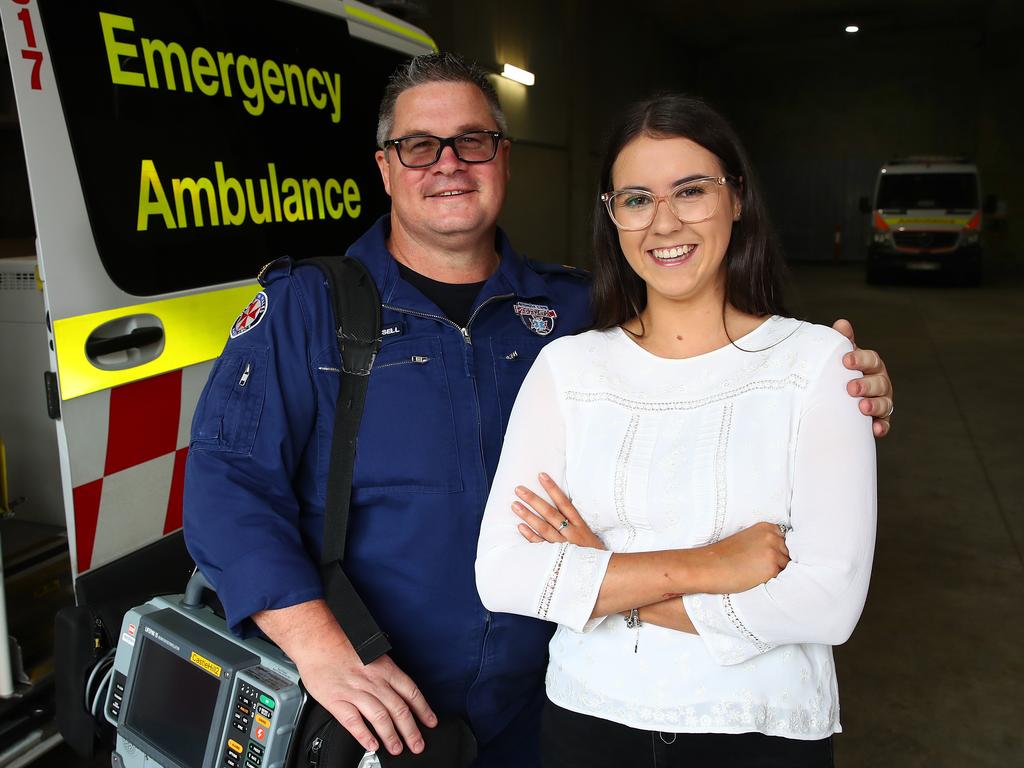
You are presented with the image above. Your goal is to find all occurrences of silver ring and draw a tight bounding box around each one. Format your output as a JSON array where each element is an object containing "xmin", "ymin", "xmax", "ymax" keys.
[
  {"xmin": 883, "ymin": 403, "xmax": 894, "ymax": 419},
  {"xmin": 558, "ymin": 519, "xmax": 569, "ymax": 530},
  {"xmin": 777, "ymin": 523, "xmax": 788, "ymax": 536}
]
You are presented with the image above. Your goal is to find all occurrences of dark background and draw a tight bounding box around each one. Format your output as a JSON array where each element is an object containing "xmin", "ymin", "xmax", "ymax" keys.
[
  {"xmin": 3, "ymin": 0, "xmax": 1021, "ymax": 272},
  {"xmin": 421, "ymin": 0, "xmax": 1022, "ymax": 272}
]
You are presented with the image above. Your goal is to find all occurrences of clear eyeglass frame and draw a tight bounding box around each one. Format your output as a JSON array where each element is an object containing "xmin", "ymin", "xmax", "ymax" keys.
[
  {"xmin": 600, "ymin": 175, "xmax": 737, "ymax": 231},
  {"xmin": 382, "ymin": 130, "xmax": 504, "ymax": 169}
]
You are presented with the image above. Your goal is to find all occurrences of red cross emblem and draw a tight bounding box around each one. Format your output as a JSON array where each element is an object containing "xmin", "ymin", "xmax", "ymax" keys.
[{"xmin": 230, "ymin": 292, "xmax": 268, "ymax": 339}]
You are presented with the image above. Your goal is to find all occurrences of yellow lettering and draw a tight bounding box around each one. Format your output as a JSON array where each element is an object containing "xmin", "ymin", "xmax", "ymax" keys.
[
  {"xmin": 215, "ymin": 162, "xmax": 246, "ymax": 226},
  {"xmin": 324, "ymin": 179, "xmax": 344, "ymax": 219},
  {"xmin": 236, "ymin": 56, "xmax": 264, "ymax": 117},
  {"xmin": 141, "ymin": 38, "xmax": 192, "ymax": 92},
  {"xmin": 343, "ymin": 179, "xmax": 361, "ymax": 219},
  {"xmin": 99, "ymin": 12, "xmax": 145, "ymax": 88},
  {"xmin": 281, "ymin": 178, "xmax": 304, "ymax": 222},
  {"xmin": 263, "ymin": 60, "xmax": 285, "ymax": 105},
  {"xmin": 306, "ymin": 69, "xmax": 327, "ymax": 110},
  {"xmin": 324, "ymin": 72, "xmax": 342, "ymax": 124},
  {"xmin": 282, "ymin": 63, "xmax": 308, "ymax": 108},
  {"xmin": 191, "ymin": 47, "xmax": 219, "ymax": 96},
  {"xmin": 268, "ymin": 163, "xmax": 282, "ymax": 222},
  {"xmin": 173, "ymin": 177, "xmax": 219, "ymax": 228},
  {"xmin": 217, "ymin": 51, "xmax": 235, "ymax": 98},
  {"xmin": 302, "ymin": 178, "xmax": 325, "ymax": 220},
  {"xmin": 245, "ymin": 179, "xmax": 272, "ymax": 225},
  {"xmin": 137, "ymin": 160, "xmax": 176, "ymax": 231}
]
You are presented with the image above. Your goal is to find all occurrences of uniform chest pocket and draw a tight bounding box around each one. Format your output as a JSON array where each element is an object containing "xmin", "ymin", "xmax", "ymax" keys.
[
  {"xmin": 491, "ymin": 337, "xmax": 548, "ymax": 433},
  {"xmin": 352, "ymin": 336, "xmax": 462, "ymax": 493},
  {"xmin": 190, "ymin": 347, "xmax": 268, "ymax": 455}
]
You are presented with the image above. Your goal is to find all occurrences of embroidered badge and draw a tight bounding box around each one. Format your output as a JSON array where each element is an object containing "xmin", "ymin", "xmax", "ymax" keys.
[
  {"xmin": 230, "ymin": 291, "xmax": 268, "ymax": 338},
  {"xmin": 513, "ymin": 301, "xmax": 557, "ymax": 336}
]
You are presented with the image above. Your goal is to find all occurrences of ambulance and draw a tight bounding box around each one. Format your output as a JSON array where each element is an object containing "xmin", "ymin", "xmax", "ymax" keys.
[
  {"xmin": 0, "ymin": 1, "xmax": 433, "ymax": 763},
  {"xmin": 862, "ymin": 156, "xmax": 988, "ymax": 285}
]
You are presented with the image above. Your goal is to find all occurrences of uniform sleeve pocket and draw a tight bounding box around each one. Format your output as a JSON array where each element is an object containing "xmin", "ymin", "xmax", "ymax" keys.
[{"xmin": 190, "ymin": 347, "xmax": 269, "ymax": 455}]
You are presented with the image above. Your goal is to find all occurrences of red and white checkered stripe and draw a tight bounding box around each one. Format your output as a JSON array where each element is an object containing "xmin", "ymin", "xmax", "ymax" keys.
[{"xmin": 63, "ymin": 361, "xmax": 213, "ymax": 574}]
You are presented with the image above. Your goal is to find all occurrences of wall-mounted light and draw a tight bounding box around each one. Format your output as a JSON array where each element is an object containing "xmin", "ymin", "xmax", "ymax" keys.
[
  {"xmin": 845, "ymin": 25, "xmax": 860, "ymax": 33},
  {"xmin": 501, "ymin": 63, "xmax": 535, "ymax": 86}
]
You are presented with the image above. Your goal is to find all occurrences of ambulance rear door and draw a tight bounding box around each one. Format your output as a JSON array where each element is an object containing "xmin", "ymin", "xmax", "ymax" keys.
[{"xmin": 1, "ymin": 0, "xmax": 434, "ymax": 583}]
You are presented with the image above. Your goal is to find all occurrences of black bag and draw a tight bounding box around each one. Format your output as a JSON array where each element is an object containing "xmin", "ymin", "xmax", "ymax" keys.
[
  {"xmin": 295, "ymin": 704, "xmax": 477, "ymax": 768},
  {"xmin": 285, "ymin": 255, "xmax": 476, "ymax": 768}
]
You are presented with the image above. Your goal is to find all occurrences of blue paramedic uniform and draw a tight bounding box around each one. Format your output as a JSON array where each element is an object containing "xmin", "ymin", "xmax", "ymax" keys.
[{"xmin": 183, "ymin": 217, "xmax": 591, "ymax": 767}]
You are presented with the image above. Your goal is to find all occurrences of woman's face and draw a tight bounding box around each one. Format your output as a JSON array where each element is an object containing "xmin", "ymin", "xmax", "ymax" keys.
[{"xmin": 610, "ymin": 134, "xmax": 740, "ymax": 308}]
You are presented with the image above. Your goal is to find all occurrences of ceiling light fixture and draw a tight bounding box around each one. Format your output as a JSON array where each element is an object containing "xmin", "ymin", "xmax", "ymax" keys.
[
  {"xmin": 845, "ymin": 25, "xmax": 860, "ymax": 33},
  {"xmin": 501, "ymin": 63, "xmax": 535, "ymax": 86}
]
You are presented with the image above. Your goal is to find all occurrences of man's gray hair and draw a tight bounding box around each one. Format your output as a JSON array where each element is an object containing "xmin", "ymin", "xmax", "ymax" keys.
[{"xmin": 376, "ymin": 52, "xmax": 508, "ymax": 148}]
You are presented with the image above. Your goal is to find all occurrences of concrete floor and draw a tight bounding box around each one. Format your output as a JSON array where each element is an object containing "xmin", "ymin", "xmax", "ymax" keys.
[
  {"xmin": 25, "ymin": 262, "xmax": 1024, "ymax": 768},
  {"xmin": 791, "ymin": 263, "xmax": 1024, "ymax": 767}
]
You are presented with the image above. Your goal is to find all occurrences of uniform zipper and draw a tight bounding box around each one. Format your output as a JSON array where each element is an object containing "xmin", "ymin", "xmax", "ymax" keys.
[
  {"xmin": 318, "ymin": 356, "xmax": 429, "ymax": 374},
  {"xmin": 238, "ymin": 362, "xmax": 251, "ymax": 387},
  {"xmin": 374, "ymin": 355, "xmax": 430, "ymax": 370},
  {"xmin": 381, "ymin": 293, "xmax": 514, "ymax": 346}
]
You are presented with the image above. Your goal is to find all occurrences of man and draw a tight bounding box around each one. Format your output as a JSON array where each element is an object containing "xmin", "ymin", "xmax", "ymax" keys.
[{"xmin": 183, "ymin": 53, "xmax": 894, "ymax": 767}]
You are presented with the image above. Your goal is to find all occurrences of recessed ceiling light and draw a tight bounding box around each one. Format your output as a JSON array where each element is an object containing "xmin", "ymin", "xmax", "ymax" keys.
[{"xmin": 845, "ymin": 25, "xmax": 860, "ymax": 33}]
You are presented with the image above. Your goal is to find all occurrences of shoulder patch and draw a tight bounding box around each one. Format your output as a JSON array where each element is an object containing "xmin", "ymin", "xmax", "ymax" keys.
[
  {"xmin": 526, "ymin": 258, "xmax": 590, "ymax": 279},
  {"xmin": 230, "ymin": 291, "xmax": 269, "ymax": 338},
  {"xmin": 513, "ymin": 301, "xmax": 557, "ymax": 336}
]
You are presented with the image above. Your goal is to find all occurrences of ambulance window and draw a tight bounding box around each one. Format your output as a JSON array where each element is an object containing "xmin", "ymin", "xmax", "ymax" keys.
[
  {"xmin": 0, "ymin": 51, "xmax": 35, "ymax": 255},
  {"xmin": 877, "ymin": 173, "xmax": 978, "ymax": 210},
  {"xmin": 35, "ymin": 0, "xmax": 408, "ymax": 296}
]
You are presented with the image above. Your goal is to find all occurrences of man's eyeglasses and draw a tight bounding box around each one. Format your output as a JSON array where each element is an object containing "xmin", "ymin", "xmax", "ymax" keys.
[
  {"xmin": 382, "ymin": 130, "xmax": 504, "ymax": 169},
  {"xmin": 600, "ymin": 176, "xmax": 740, "ymax": 231}
]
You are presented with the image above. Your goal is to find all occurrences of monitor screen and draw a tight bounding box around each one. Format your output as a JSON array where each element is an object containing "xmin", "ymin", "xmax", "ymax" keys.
[{"xmin": 124, "ymin": 638, "xmax": 222, "ymax": 768}]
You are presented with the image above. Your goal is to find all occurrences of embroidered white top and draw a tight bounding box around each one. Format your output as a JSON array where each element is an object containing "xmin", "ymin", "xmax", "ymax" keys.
[{"xmin": 475, "ymin": 317, "xmax": 877, "ymax": 739}]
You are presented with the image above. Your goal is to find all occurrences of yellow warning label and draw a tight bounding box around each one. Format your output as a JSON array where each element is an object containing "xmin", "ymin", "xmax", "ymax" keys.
[{"xmin": 189, "ymin": 651, "xmax": 222, "ymax": 678}]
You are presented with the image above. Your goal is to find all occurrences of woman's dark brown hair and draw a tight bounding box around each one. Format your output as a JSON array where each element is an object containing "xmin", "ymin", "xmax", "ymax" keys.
[{"xmin": 590, "ymin": 94, "xmax": 790, "ymax": 331}]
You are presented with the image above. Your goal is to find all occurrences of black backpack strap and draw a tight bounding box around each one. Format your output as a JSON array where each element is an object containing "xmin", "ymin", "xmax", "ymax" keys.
[{"xmin": 306, "ymin": 255, "xmax": 391, "ymax": 664}]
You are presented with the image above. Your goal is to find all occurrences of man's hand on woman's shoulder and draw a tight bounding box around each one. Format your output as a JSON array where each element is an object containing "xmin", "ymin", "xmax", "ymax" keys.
[{"xmin": 832, "ymin": 318, "xmax": 894, "ymax": 438}]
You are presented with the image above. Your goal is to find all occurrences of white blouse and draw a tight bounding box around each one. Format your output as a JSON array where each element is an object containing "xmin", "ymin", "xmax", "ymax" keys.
[{"xmin": 475, "ymin": 317, "xmax": 876, "ymax": 739}]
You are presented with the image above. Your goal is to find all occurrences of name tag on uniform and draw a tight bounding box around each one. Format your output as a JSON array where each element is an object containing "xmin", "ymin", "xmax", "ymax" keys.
[{"xmin": 381, "ymin": 322, "xmax": 404, "ymax": 338}]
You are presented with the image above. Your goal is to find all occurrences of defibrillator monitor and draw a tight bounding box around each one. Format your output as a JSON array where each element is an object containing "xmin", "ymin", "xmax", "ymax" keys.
[
  {"xmin": 107, "ymin": 591, "xmax": 304, "ymax": 768},
  {"xmin": 123, "ymin": 634, "xmax": 222, "ymax": 767}
]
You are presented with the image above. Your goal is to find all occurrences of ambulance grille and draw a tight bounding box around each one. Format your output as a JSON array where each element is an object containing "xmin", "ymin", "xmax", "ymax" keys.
[
  {"xmin": 892, "ymin": 232, "xmax": 959, "ymax": 250},
  {"xmin": 0, "ymin": 270, "xmax": 37, "ymax": 291}
]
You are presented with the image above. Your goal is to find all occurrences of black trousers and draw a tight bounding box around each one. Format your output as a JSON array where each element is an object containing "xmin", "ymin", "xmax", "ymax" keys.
[{"xmin": 541, "ymin": 701, "xmax": 834, "ymax": 768}]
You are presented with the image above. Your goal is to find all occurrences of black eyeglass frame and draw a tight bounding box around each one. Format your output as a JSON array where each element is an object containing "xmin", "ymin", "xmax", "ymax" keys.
[{"xmin": 381, "ymin": 130, "xmax": 505, "ymax": 169}]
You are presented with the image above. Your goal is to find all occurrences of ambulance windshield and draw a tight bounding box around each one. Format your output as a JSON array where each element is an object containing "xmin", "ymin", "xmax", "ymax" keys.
[{"xmin": 877, "ymin": 173, "xmax": 978, "ymax": 210}]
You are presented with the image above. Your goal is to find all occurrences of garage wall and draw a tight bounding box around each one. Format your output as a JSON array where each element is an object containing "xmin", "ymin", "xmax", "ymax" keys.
[{"xmin": 422, "ymin": 0, "xmax": 1023, "ymax": 268}]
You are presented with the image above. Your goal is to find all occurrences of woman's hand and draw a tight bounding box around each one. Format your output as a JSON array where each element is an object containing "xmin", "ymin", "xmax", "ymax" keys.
[
  {"xmin": 512, "ymin": 473, "xmax": 606, "ymax": 550},
  {"xmin": 693, "ymin": 522, "xmax": 791, "ymax": 594}
]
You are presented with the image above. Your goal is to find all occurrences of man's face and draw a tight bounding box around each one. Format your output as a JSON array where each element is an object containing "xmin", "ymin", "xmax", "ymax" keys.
[{"xmin": 375, "ymin": 81, "xmax": 510, "ymax": 248}]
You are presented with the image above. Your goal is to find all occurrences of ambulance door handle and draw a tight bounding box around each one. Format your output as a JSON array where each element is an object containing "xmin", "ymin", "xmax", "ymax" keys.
[{"xmin": 85, "ymin": 315, "xmax": 165, "ymax": 370}]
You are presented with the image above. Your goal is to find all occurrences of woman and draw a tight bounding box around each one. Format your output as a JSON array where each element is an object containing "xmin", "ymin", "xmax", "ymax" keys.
[{"xmin": 475, "ymin": 94, "xmax": 876, "ymax": 768}]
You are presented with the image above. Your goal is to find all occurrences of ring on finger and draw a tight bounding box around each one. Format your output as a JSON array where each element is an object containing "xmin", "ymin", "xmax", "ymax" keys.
[
  {"xmin": 882, "ymin": 402, "xmax": 894, "ymax": 419},
  {"xmin": 558, "ymin": 518, "xmax": 569, "ymax": 530},
  {"xmin": 777, "ymin": 523, "xmax": 788, "ymax": 536}
]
